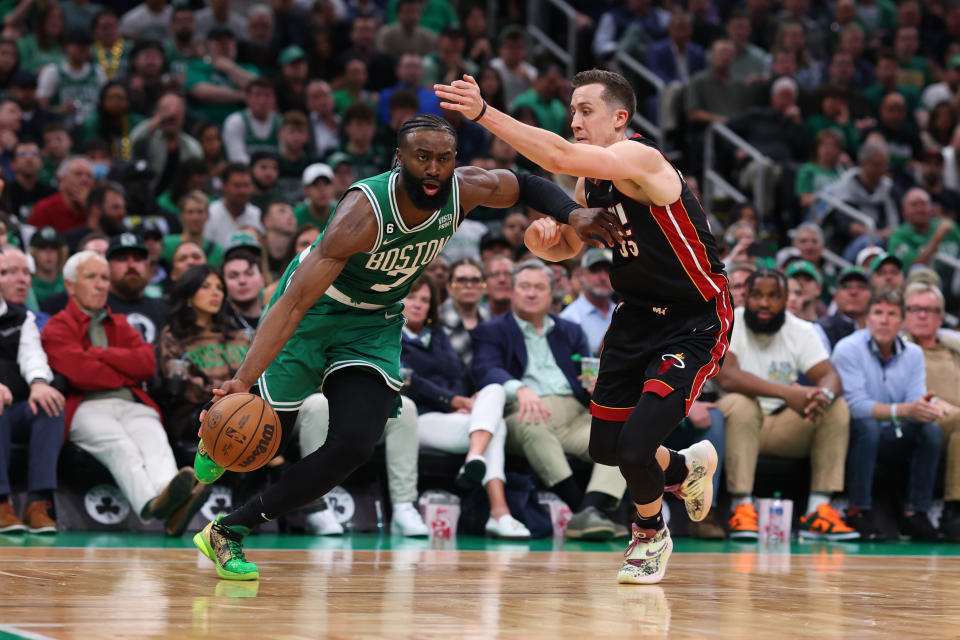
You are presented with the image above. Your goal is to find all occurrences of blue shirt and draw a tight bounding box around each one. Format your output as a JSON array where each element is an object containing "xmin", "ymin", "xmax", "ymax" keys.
[
  {"xmin": 559, "ymin": 293, "xmax": 615, "ymax": 356},
  {"xmin": 832, "ymin": 328, "xmax": 926, "ymax": 420}
]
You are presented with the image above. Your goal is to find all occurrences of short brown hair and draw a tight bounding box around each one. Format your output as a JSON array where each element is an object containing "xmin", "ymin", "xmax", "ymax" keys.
[
  {"xmin": 570, "ymin": 69, "xmax": 636, "ymax": 122},
  {"xmin": 867, "ymin": 287, "xmax": 904, "ymax": 315},
  {"xmin": 281, "ymin": 110, "xmax": 308, "ymax": 129}
]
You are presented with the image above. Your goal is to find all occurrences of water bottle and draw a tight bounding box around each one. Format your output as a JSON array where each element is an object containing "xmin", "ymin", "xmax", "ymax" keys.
[{"xmin": 768, "ymin": 492, "xmax": 786, "ymax": 543}]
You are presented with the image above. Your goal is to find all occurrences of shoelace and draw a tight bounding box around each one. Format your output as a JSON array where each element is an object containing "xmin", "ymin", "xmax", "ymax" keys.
[{"xmin": 212, "ymin": 522, "xmax": 249, "ymax": 562}]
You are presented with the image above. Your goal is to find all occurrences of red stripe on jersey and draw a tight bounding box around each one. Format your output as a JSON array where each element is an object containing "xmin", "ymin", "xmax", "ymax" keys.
[
  {"xmin": 685, "ymin": 293, "xmax": 733, "ymax": 415},
  {"xmin": 590, "ymin": 401, "xmax": 634, "ymax": 422},
  {"xmin": 645, "ymin": 199, "xmax": 728, "ymax": 301},
  {"xmin": 642, "ymin": 379, "xmax": 675, "ymax": 397}
]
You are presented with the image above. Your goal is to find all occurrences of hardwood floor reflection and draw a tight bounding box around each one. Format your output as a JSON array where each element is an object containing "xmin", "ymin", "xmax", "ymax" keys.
[{"xmin": 1, "ymin": 545, "xmax": 959, "ymax": 639}]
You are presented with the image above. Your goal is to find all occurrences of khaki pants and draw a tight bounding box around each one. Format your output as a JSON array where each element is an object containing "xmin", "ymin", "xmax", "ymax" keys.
[
  {"xmin": 938, "ymin": 411, "xmax": 960, "ymax": 501},
  {"xmin": 718, "ymin": 393, "xmax": 850, "ymax": 495},
  {"xmin": 505, "ymin": 395, "xmax": 626, "ymax": 500}
]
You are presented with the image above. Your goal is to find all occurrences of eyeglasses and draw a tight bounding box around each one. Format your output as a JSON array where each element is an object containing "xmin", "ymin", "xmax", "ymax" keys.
[
  {"xmin": 905, "ymin": 305, "xmax": 941, "ymax": 315},
  {"xmin": 839, "ymin": 281, "xmax": 870, "ymax": 290},
  {"xmin": 452, "ymin": 276, "xmax": 484, "ymax": 287},
  {"xmin": 488, "ymin": 270, "xmax": 511, "ymax": 279}
]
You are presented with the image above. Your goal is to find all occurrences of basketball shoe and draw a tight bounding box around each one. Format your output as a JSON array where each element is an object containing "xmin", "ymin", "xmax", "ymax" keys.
[
  {"xmin": 194, "ymin": 440, "xmax": 226, "ymax": 484},
  {"xmin": 666, "ymin": 441, "xmax": 718, "ymax": 523},
  {"xmin": 617, "ymin": 524, "xmax": 673, "ymax": 584},
  {"xmin": 728, "ymin": 502, "xmax": 759, "ymax": 541},
  {"xmin": 797, "ymin": 504, "xmax": 860, "ymax": 541},
  {"xmin": 193, "ymin": 515, "xmax": 259, "ymax": 580}
]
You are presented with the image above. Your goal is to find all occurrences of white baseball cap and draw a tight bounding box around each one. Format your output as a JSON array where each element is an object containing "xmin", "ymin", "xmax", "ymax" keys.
[{"xmin": 302, "ymin": 163, "xmax": 333, "ymax": 186}]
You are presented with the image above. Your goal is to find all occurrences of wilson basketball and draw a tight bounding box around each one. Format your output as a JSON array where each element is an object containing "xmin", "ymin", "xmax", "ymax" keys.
[{"xmin": 201, "ymin": 393, "xmax": 282, "ymax": 472}]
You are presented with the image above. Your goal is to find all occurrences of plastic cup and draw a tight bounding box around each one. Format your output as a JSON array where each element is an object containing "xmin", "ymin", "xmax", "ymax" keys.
[
  {"xmin": 423, "ymin": 503, "xmax": 459, "ymax": 539},
  {"xmin": 580, "ymin": 357, "xmax": 600, "ymax": 389}
]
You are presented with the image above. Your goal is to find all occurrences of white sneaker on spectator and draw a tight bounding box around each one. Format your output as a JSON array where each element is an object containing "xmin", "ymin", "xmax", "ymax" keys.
[
  {"xmin": 485, "ymin": 514, "xmax": 531, "ymax": 539},
  {"xmin": 391, "ymin": 502, "xmax": 429, "ymax": 537},
  {"xmin": 305, "ymin": 507, "xmax": 344, "ymax": 536}
]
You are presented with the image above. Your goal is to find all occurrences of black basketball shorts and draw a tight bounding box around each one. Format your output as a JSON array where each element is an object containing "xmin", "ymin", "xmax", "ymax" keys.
[{"xmin": 589, "ymin": 294, "xmax": 734, "ymax": 422}]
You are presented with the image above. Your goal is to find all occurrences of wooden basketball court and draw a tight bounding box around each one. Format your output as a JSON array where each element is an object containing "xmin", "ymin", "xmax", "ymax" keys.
[{"xmin": 1, "ymin": 534, "xmax": 959, "ymax": 639}]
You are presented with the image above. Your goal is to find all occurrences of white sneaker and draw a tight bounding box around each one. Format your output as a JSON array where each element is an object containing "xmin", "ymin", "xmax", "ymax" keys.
[
  {"xmin": 391, "ymin": 502, "xmax": 429, "ymax": 537},
  {"xmin": 305, "ymin": 506, "xmax": 344, "ymax": 536},
  {"xmin": 617, "ymin": 525, "xmax": 673, "ymax": 584},
  {"xmin": 668, "ymin": 441, "xmax": 718, "ymax": 523},
  {"xmin": 485, "ymin": 514, "xmax": 531, "ymax": 539}
]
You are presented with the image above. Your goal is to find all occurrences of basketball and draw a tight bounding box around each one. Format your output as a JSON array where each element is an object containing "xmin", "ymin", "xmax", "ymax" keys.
[{"xmin": 201, "ymin": 393, "xmax": 282, "ymax": 472}]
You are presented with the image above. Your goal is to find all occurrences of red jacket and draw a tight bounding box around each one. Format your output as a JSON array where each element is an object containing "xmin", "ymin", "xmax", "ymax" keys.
[
  {"xmin": 41, "ymin": 298, "xmax": 160, "ymax": 433},
  {"xmin": 27, "ymin": 192, "xmax": 87, "ymax": 233}
]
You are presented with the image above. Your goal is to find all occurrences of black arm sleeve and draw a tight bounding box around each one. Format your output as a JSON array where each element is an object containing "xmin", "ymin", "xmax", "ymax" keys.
[{"xmin": 512, "ymin": 170, "xmax": 580, "ymax": 223}]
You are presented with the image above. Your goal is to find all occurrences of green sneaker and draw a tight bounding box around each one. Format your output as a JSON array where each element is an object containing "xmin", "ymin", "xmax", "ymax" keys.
[
  {"xmin": 193, "ymin": 515, "xmax": 259, "ymax": 581},
  {"xmin": 194, "ymin": 440, "xmax": 226, "ymax": 484}
]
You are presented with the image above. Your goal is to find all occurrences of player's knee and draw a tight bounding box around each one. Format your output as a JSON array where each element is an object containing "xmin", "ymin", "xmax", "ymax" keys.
[
  {"xmin": 588, "ymin": 426, "xmax": 619, "ymax": 466},
  {"xmin": 615, "ymin": 444, "xmax": 658, "ymax": 471}
]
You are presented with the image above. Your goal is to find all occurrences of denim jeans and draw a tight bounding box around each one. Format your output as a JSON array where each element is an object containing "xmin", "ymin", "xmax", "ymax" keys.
[
  {"xmin": 0, "ymin": 400, "xmax": 65, "ymax": 495},
  {"xmin": 663, "ymin": 407, "xmax": 725, "ymax": 507},
  {"xmin": 847, "ymin": 417, "xmax": 942, "ymax": 512}
]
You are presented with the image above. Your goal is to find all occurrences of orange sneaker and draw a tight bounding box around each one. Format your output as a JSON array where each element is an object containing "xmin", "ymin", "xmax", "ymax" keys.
[
  {"xmin": 798, "ymin": 503, "xmax": 860, "ymax": 541},
  {"xmin": 0, "ymin": 501, "xmax": 25, "ymax": 534},
  {"xmin": 728, "ymin": 502, "xmax": 759, "ymax": 541},
  {"xmin": 23, "ymin": 501, "xmax": 56, "ymax": 534}
]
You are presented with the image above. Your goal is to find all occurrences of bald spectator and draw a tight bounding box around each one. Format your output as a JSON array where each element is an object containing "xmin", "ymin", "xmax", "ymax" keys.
[
  {"xmin": 376, "ymin": 0, "xmax": 437, "ymax": 58},
  {"xmin": 42, "ymin": 251, "xmax": 210, "ymax": 535},
  {"xmin": 27, "ymin": 158, "xmax": 93, "ymax": 233},
  {"xmin": 131, "ymin": 93, "xmax": 203, "ymax": 189}
]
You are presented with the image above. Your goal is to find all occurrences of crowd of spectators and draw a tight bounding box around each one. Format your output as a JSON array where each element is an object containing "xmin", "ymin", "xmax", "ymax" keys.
[{"xmin": 1, "ymin": 0, "xmax": 960, "ymax": 545}]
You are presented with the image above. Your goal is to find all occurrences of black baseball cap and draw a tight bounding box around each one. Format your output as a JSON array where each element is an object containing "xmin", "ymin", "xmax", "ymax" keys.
[
  {"xmin": 107, "ymin": 232, "xmax": 148, "ymax": 259},
  {"xmin": 30, "ymin": 226, "xmax": 64, "ymax": 248}
]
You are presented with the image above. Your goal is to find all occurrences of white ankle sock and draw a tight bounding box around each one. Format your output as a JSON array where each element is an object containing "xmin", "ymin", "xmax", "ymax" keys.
[
  {"xmin": 807, "ymin": 492, "xmax": 830, "ymax": 514},
  {"xmin": 733, "ymin": 494, "xmax": 753, "ymax": 507}
]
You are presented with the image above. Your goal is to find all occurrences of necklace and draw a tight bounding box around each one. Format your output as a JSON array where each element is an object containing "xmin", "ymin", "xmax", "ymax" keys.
[
  {"xmin": 95, "ymin": 39, "xmax": 125, "ymax": 79},
  {"xmin": 110, "ymin": 115, "xmax": 132, "ymax": 161}
]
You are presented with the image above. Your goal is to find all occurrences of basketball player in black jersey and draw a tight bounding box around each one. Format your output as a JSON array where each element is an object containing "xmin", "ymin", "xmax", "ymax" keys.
[{"xmin": 436, "ymin": 70, "xmax": 732, "ymax": 584}]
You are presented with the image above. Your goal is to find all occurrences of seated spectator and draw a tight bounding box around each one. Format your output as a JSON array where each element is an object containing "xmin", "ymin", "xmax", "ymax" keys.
[
  {"xmin": 17, "ymin": 4, "xmax": 65, "ymax": 74},
  {"xmin": 472, "ymin": 261, "xmax": 628, "ymax": 540},
  {"xmin": 35, "ymin": 29, "xmax": 102, "ymax": 131},
  {"xmin": 89, "ymin": 9, "xmax": 130, "ymax": 81},
  {"xmin": 861, "ymin": 92, "xmax": 923, "ymax": 178},
  {"xmin": 130, "ymin": 93, "xmax": 203, "ymax": 189},
  {"xmin": 103, "ymin": 233, "xmax": 169, "ymax": 343},
  {"xmin": 376, "ymin": 53, "xmax": 442, "ymax": 126},
  {"xmin": 771, "ymin": 20, "xmax": 821, "ymax": 88},
  {"xmin": 902, "ymin": 282, "xmax": 960, "ymax": 540},
  {"xmin": 646, "ymin": 10, "xmax": 706, "ymax": 85},
  {"xmin": 784, "ymin": 260, "xmax": 827, "ymax": 321},
  {"xmin": 892, "ymin": 26, "xmax": 931, "ymax": 91},
  {"xmin": 27, "ymin": 157, "xmax": 93, "ymax": 233},
  {"xmin": 716, "ymin": 268, "xmax": 855, "ymax": 542},
  {"xmin": 726, "ymin": 10, "xmax": 769, "ymax": 84},
  {"xmin": 275, "ymin": 45, "xmax": 309, "ymax": 113},
  {"xmin": 185, "ymin": 27, "xmax": 257, "ymax": 127},
  {"xmin": 39, "ymin": 123, "xmax": 72, "ymax": 187},
  {"xmin": 119, "ymin": 0, "xmax": 172, "ymax": 41},
  {"xmin": 158, "ymin": 264, "xmax": 249, "ymax": 446},
  {"xmin": 162, "ymin": 192, "xmax": 222, "ymax": 270},
  {"xmin": 329, "ymin": 102, "xmax": 390, "ymax": 181},
  {"xmin": 510, "ymin": 63, "xmax": 569, "ymax": 137},
  {"xmin": 81, "ymin": 82, "xmax": 142, "ymax": 164},
  {"xmin": 791, "ymin": 222, "xmax": 839, "ymax": 301},
  {"xmin": 917, "ymin": 149, "xmax": 960, "ymax": 221},
  {"xmin": 863, "ymin": 49, "xmax": 921, "ymax": 123},
  {"xmin": 483, "ymin": 255, "xmax": 513, "ymax": 317},
  {"xmin": 222, "ymin": 240, "xmax": 265, "ymax": 334},
  {"xmin": 275, "ymin": 111, "xmax": 315, "ymax": 198},
  {"xmin": 261, "ymin": 202, "xmax": 295, "ymax": 279},
  {"xmin": 332, "ymin": 57, "xmax": 377, "ymax": 116},
  {"xmin": 1, "ymin": 247, "xmax": 48, "ymax": 326},
  {"xmin": 422, "ymin": 25, "xmax": 478, "ymax": 87},
  {"xmin": 28, "ymin": 227, "xmax": 66, "ymax": 308},
  {"xmin": 0, "ymin": 256, "xmax": 64, "ymax": 534},
  {"xmin": 1, "ymin": 140, "xmax": 56, "ymax": 223},
  {"xmin": 559, "ymin": 249, "xmax": 615, "ymax": 356},
  {"xmin": 921, "ymin": 102, "xmax": 957, "ymax": 152},
  {"xmin": 248, "ymin": 152, "xmax": 281, "ymax": 212},
  {"xmin": 887, "ymin": 188, "xmax": 960, "ymax": 287},
  {"xmin": 500, "ymin": 210, "xmax": 528, "ymax": 254},
  {"xmin": 193, "ymin": 122, "xmax": 227, "ymax": 189},
  {"xmin": 203, "ymin": 163, "xmax": 264, "ymax": 248},
  {"xmin": 376, "ymin": 0, "xmax": 437, "ymax": 58},
  {"xmin": 400, "ymin": 276, "xmax": 529, "ymax": 538},
  {"xmin": 12, "ymin": 71, "xmax": 62, "ymax": 150},
  {"xmin": 194, "ymin": 0, "xmax": 247, "ymax": 43},
  {"xmin": 922, "ymin": 54, "xmax": 960, "ymax": 111},
  {"xmin": 421, "ymin": 254, "xmax": 450, "ymax": 300},
  {"xmin": 439, "ymin": 258, "xmax": 490, "ymax": 371},
  {"xmin": 804, "ymin": 86, "xmax": 861, "ymax": 156},
  {"xmin": 63, "ymin": 182, "xmax": 130, "ymax": 252},
  {"xmin": 222, "ymin": 79, "xmax": 281, "ymax": 164},
  {"xmin": 236, "ymin": 6, "xmax": 278, "ymax": 75},
  {"xmin": 795, "ymin": 129, "xmax": 847, "ymax": 218},
  {"xmin": 488, "ymin": 25, "xmax": 536, "ymax": 108},
  {"xmin": 833, "ymin": 288, "xmax": 944, "ymax": 541},
  {"xmin": 305, "ymin": 79, "xmax": 340, "ymax": 160},
  {"xmin": 42, "ymin": 251, "xmax": 208, "ymax": 535},
  {"xmin": 815, "ymin": 265, "xmax": 872, "ymax": 351},
  {"xmin": 167, "ymin": 241, "xmax": 207, "ymax": 291},
  {"xmin": 727, "ymin": 262, "xmax": 756, "ymax": 308},
  {"xmin": 870, "ymin": 251, "xmax": 905, "ymax": 292},
  {"xmin": 822, "ymin": 139, "xmax": 900, "ymax": 260},
  {"xmin": 294, "ymin": 163, "xmax": 335, "ymax": 231},
  {"xmin": 167, "ymin": 5, "xmax": 201, "ymax": 82}
]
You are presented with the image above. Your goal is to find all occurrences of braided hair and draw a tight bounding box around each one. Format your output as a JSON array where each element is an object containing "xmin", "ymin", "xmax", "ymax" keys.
[
  {"xmin": 396, "ymin": 114, "xmax": 458, "ymax": 149},
  {"xmin": 745, "ymin": 267, "xmax": 788, "ymax": 295}
]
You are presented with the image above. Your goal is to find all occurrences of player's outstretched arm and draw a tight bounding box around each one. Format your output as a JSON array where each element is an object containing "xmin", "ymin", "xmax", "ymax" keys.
[
  {"xmin": 524, "ymin": 217, "xmax": 583, "ymax": 262},
  {"xmin": 224, "ymin": 191, "xmax": 378, "ymax": 394},
  {"xmin": 436, "ymin": 76, "xmax": 680, "ymax": 204},
  {"xmin": 455, "ymin": 166, "xmax": 624, "ymax": 248}
]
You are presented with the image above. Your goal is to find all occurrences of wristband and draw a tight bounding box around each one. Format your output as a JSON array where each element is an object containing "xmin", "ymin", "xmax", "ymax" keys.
[
  {"xmin": 471, "ymin": 99, "xmax": 488, "ymax": 122},
  {"xmin": 820, "ymin": 387, "xmax": 835, "ymax": 404},
  {"xmin": 890, "ymin": 403, "xmax": 899, "ymax": 425}
]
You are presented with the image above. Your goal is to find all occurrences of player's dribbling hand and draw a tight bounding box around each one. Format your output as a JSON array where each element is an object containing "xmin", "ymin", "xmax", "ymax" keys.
[
  {"xmin": 197, "ymin": 378, "xmax": 252, "ymax": 436},
  {"xmin": 525, "ymin": 218, "xmax": 563, "ymax": 252},
  {"xmin": 434, "ymin": 75, "xmax": 485, "ymax": 120}
]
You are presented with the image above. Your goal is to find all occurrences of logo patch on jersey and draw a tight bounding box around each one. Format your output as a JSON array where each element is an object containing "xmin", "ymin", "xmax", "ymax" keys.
[
  {"xmin": 652, "ymin": 306, "xmax": 668, "ymax": 316},
  {"xmin": 657, "ymin": 353, "xmax": 685, "ymax": 374},
  {"xmin": 437, "ymin": 213, "xmax": 454, "ymax": 229}
]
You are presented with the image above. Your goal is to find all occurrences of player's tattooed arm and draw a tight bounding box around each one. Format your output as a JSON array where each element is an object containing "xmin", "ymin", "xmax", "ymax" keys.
[
  {"xmin": 226, "ymin": 191, "xmax": 378, "ymax": 392},
  {"xmin": 456, "ymin": 166, "xmax": 623, "ymax": 248}
]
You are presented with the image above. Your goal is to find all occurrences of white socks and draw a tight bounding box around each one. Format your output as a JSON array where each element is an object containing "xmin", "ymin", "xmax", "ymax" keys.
[{"xmin": 807, "ymin": 492, "xmax": 830, "ymax": 515}]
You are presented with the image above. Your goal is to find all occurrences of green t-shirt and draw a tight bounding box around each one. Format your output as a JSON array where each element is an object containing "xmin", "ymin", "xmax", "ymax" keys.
[
  {"xmin": 184, "ymin": 58, "xmax": 259, "ymax": 125},
  {"xmin": 293, "ymin": 202, "xmax": 333, "ymax": 232},
  {"xmin": 887, "ymin": 218, "xmax": 960, "ymax": 275},
  {"xmin": 157, "ymin": 190, "xmax": 178, "ymax": 216},
  {"xmin": 161, "ymin": 235, "xmax": 223, "ymax": 267},
  {"xmin": 332, "ymin": 89, "xmax": 376, "ymax": 117},
  {"xmin": 804, "ymin": 115, "xmax": 860, "ymax": 154},
  {"xmin": 31, "ymin": 274, "xmax": 64, "ymax": 306},
  {"xmin": 17, "ymin": 35, "xmax": 64, "ymax": 73},
  {"xmin": 329, "ymin": 145, "xmax": 390, "ymax": 180},
  {"xmin": 795, "ymin": 163, "xmax": 843, "ymax": 197},
  {"xmin": 863, "ymin": 84, "xmax": 921, "ymax": 120},
  {"xmin": 510, "ymin": 89, "xmax": 568, "ymax": 136},
  {"xmin": 897, "ymin": 57, "xmax": 933, "ymax": 91},
  {"xmin": 385, "ymin": 0, "xmax": 457, "ymax": 33}
]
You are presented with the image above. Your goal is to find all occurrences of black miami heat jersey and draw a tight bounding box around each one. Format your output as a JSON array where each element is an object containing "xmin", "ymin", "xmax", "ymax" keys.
[{"xmin": 584, "ymin": 135, "xmax": 727, "ymax": 308}]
